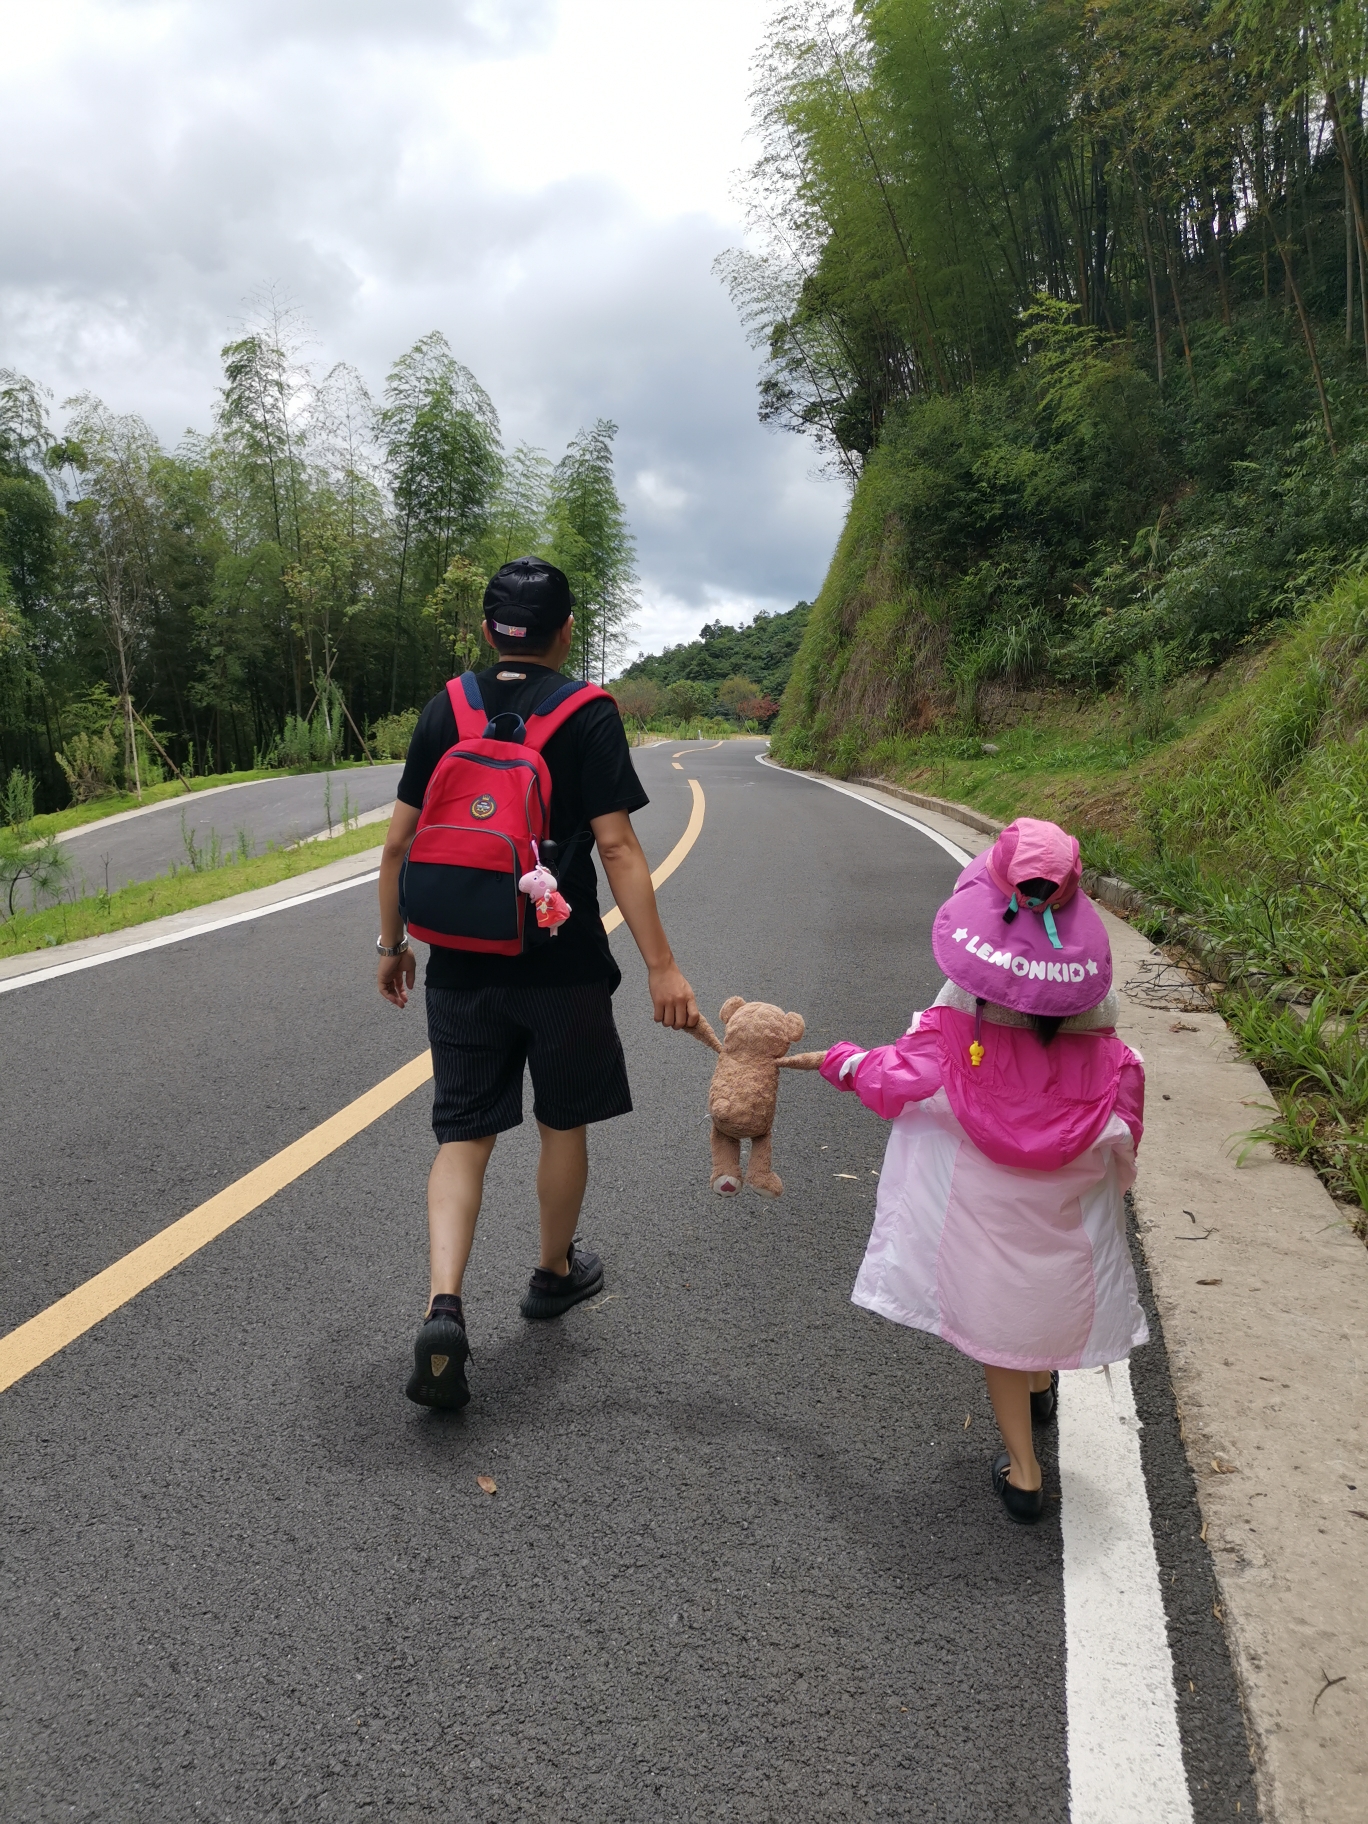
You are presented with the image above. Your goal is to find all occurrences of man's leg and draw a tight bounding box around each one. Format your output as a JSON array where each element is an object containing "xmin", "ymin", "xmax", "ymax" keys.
[
  {"xmin": 427, "ymin": 1134, "xmax": 498, "ymax": 1303},
  {"xmin": 535, "ymin": 1121, "xmax": 588, "ymax": 1277},
  {"xmin": 408, "ymin": 1135, "xmax": 495, "ymax": 1412},
  {"xmin": 517, "ymin": 982, "xmax": 624, "ymax": 1319},
  {"xmin": 519, "ymin": 1120, "xmax": 603, "ymax": 1319}
]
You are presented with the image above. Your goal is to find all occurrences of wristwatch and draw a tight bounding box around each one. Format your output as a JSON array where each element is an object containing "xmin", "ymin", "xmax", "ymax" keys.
[{"xmin": 376, "ymin": 933, "xmax": 410, "ymax": 957}]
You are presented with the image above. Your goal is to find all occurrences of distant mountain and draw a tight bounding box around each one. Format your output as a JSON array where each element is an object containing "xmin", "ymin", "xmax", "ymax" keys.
[{"xmin": 615, "ymin": 602, "xmax": 810, "ymax": 700}]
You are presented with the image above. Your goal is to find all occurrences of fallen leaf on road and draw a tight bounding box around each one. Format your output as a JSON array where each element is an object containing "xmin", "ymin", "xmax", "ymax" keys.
[
  {"xmin": 1200, "ymin": 1521, "xmax": 1208, "ymax": 1542},
  {"xmin": 1211, "ymin": 1458, "xmax": 1238, "ymax": 1474},
  {"xmin": 963, "ymin": 1413, "xmax": 972, "ymax": 1429},
  {"xmin": 1350, "ymin": 1510, "xmax": 1368, "ymax": 1521},
  {"xmin": 476, "ymin": 1475, "xmax": 497, "ymax": 1496},
  {"xmin": 1197, "ymin": 1277, "xmax": 1223, "ymax": 1286},
  {"xmin": 1170, "ymin": 1020, "xmax": 1198, "ymax": 1032},
  {"xmin": 834, "ymin": 1173, "xmax": 858, "ymax": 1179}
]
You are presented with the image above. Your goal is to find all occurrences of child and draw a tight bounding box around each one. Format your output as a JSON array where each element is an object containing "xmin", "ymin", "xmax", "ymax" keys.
[
  {"xmin": 376, "ymin": 558, "xmax": 698, "ymax": 1411},
  {"xmin": 820, "ymin": 818, "xmax": 1146, "ymax": 1523}
]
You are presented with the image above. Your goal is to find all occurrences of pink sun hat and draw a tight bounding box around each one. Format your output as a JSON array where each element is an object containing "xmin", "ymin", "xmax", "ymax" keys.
[{"xmin": 931, "ymin": 818, "xmax": 1112, "ymax": 1016}]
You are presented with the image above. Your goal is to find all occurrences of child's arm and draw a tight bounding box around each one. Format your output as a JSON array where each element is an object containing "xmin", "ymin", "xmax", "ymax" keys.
[
  {"xmin": 1116, "ymin": 1048, "xmax": 1145, "ymax": 1150},
  {"xmin": 819, "ymin": 1023, "xmax": 942, "ymax": 1120}
]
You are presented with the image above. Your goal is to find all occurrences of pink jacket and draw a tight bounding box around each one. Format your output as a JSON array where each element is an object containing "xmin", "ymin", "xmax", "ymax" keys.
[
  {"xmin": 821, "ymin": 1006, "xmax": 1144, "ymax": 1171},
  {"xmin": 825, "ymin": 1006, "xmax": 1149, "ymax": 1370}
]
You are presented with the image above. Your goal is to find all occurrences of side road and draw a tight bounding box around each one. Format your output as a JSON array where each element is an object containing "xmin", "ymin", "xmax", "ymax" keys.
[
  {"xmin": 838, "ymin": 772, "xmax": 1368, "ymax": 1824},
  {"xmin": 0, "ymin": 846, "xmax": 384, "ymax": 989}
]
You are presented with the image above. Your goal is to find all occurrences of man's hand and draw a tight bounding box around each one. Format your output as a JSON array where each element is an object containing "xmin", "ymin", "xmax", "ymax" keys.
[
  {"xmin": 649, "ymin": 960, "xmax": 698, "ymax": 1030},
  {"xmin": 378, "ymin": 949, "xmax": 416, "ymax": 1009}
]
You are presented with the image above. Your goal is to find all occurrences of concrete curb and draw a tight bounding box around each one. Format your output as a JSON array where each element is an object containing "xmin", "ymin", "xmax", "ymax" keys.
[{"xmin": 821, "ymin": 768, "xmax": 1368, "ymax": 1822}]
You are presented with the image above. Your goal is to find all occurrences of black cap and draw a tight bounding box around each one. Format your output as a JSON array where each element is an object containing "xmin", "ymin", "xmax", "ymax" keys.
[{"xmin": 482, "ymin": 558, "xmax": 575, "ymax": 640}]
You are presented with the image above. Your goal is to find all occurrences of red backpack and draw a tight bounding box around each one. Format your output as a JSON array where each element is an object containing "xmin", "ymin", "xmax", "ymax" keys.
[{"xmin": 401, "ymin": 672, "xmax": 614, "ymax": 955}]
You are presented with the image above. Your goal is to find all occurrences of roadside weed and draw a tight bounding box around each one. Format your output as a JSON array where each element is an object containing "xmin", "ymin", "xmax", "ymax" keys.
[{"xmin": 1225, "ymin": 992, "xmax": 1368, "ymax": 1236}]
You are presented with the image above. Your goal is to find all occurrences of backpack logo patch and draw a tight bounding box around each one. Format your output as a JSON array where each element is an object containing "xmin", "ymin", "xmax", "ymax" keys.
[{"xmin": 470, "ymin": 794, "xmax": 497, "ymax": 820}]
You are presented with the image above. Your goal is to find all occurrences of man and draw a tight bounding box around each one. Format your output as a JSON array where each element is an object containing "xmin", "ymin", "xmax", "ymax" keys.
[{"xmin": 376, "ymin": 557, "xmax": 698, "ymax": 1410}]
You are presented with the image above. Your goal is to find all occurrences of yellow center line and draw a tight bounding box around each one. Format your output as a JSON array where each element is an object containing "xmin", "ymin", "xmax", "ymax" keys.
[{"xmin": 0, "ymin": 779, "xmax": 706, "ymax": 1395}]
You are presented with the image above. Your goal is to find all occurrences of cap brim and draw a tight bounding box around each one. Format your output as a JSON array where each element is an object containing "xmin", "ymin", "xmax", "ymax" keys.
[{"xmin": 931, "ymin": 859, "xmax": 1112, "ymax": 1015}]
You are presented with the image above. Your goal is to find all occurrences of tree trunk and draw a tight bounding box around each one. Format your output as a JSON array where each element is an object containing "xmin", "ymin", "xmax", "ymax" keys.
[
  {"xmin": 1250, "ymin": 166, "xmax": 1337, "ymax": 455},
  {"xmin": 1125, "ymin": 148, "xmax": 1165, "ymax": 389},
  {"xmin": 1323, "ymin": 81, "xmax": 1368, "ymax": 366},
  {"xmin": 1349, "ymin": 166, "xmax": 1357, "ymax": 348}
]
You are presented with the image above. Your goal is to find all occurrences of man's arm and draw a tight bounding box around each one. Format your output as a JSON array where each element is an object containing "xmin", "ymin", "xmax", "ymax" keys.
[
  {"xmin": 377, "ymin": 800, "xmax": 420, "ymax": 1008},
  {"xmin": 591, "ymin": 809, "xmax": 698, "ymax": 1029}
]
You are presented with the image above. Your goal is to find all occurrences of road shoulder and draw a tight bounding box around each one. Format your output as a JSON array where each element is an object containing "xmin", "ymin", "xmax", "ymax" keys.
[{"xmin": 795, "ymin": 769, "xmax": 1368, "ymax": 1824}]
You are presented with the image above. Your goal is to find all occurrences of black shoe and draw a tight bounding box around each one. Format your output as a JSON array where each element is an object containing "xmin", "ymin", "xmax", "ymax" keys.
[
  {"xmin": 992, "ymin": 1450, "xmax": 1045, "ymax": 1524},
  {"xmin": 1030, "ymin": 1371, "xmax": 1060, "ymax": 1426},
  {"xmin": 519, "ymin": 1240, "xmax": 604, "ymax": 1321},
  {"xmin": 405, "ymin": 1296, "xmax": 470, "ymax": 1410}
]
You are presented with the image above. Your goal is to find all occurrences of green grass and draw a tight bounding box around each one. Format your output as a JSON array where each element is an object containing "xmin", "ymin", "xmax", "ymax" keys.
[
  {"xmin": 28, "ymin": 759, "xmax": 380, "ymax": 842},
  {"xmin": 1223, "ymin": 993, "xmax": 1368, "ymax": 1240},
  {"xmin": 0, "ymin": 821, "xmax": 386, "ymax": 959}
]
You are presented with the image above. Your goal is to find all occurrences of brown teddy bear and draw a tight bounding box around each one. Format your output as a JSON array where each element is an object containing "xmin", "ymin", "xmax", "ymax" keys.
[{"xmin": 689, "ymin": 997, "xmax": 827, "ymax": 1198}]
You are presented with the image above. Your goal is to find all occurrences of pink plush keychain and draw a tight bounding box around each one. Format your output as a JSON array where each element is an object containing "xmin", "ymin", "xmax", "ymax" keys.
[{"xmin": 518, "ymin": 842, "xmax": 571, "ymax": 933}]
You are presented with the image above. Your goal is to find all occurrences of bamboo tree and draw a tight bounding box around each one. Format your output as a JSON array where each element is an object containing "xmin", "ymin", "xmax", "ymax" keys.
[
  {"xmin": 379, "ymin": 332, "xmax": 502, "ymax": 706},
  {"xmin": 548, "ymin": 421, "xmax": 638, "ymax": 683}
]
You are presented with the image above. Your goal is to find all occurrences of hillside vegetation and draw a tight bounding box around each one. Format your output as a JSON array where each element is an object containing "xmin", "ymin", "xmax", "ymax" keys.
[
  {"xmin": 727, "ymin": 1, "xmax": 1368, "ymax": 1223},
  {"xmin": 613, "ymin": 602, "xmax": 810, "ymax": 726}
]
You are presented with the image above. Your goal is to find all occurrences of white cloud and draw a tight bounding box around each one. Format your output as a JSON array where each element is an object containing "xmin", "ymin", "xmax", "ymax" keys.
[
  {"xmin": 0, "ymin": 0, "xmax": 846, "ymax": 655},
  {"xmin": 632, "ymin": 469, "xmax": 691, "ymax": 516}
]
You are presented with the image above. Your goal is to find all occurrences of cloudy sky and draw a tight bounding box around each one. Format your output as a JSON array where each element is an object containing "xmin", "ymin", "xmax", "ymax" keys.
[{"xmin": 0, "ymin": 0, "xmax": 848, "ymax": 657}]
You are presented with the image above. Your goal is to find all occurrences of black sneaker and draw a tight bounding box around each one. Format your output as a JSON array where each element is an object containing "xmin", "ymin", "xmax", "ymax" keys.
[
  {"xmin": 1030, "ymin": 1370, "xmax": 1060, "ymax": 1426},
  {"xmin": 992, "ymin": 1450, "xmax": 1045, "ymax": 1524},
  {"xmin": 405, "ymin": 1296, "xmax": 471, "ymax": 1410},
  {"xmin": 518, "ymin": 1240, "xmax": 604, "ymax": 1321}
]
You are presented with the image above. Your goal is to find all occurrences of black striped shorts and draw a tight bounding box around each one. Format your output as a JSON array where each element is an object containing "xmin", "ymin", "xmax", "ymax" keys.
[{"xmin": 425, "ymin": 981, "xmax": 633, "ymax": 1141}]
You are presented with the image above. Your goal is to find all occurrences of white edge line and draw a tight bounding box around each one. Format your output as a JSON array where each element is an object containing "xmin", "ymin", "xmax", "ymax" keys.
[
  {"xmin": 1060, "ymin": 1361, "xmax": 1193, "ymax": 1822},
  {"xmin": 0, "ymin": 870, "xmax": 380, "ymax": 996},
  {"xmin": 756, "ymin": 753, "xmax": 974, "ymax": 865}
]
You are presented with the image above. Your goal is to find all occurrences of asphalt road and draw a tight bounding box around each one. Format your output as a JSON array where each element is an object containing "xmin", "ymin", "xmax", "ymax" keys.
[
  {"xmin": 0, "ymin": 738, "xmax": 1256, "ymax": 1821},
  {"xmin": 51, "ymin": 763, "xmax": 405, "ymax": 902}
]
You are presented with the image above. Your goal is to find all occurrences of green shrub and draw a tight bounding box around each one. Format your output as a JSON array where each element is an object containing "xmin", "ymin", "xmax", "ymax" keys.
[
  {"xmin": 55, "ymin": 729, "xmax": 119, "ymax": 802},
  {"xmin": 369, "ymin": 708, "xmax": 420, "ymax": 761}
]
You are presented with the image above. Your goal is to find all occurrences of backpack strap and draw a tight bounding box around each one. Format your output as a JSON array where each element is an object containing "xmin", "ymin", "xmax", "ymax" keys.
[
  {"xmin": 522, "ymin": 680, "xmax": 615, "ymax": 753},
  {"xmin": 446, "ymin": 672, "xmax": 491, "ymax": 743}
]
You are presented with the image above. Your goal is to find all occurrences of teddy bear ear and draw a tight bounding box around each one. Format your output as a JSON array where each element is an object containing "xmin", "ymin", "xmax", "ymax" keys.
[
  {"xmin": 719, "ymin": 996, "xmax": 745, "ymax": 1023},
  {"xmin": 786, "ymin": 1012, "xmax": 806, "ymax": 1042}
]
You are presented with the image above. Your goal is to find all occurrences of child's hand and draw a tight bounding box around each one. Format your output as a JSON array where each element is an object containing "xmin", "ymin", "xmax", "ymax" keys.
[{"xmin": 820, "ymin": 1042, "xmax": 867, "ymax": 1088}]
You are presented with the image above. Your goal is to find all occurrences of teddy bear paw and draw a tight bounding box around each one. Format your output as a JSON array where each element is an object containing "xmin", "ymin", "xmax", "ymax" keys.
[
  {"xmin": 711, "ymin": 1173, "xmax": 742, "ymax": 1197},
  {"xmin": 746, "ymin": 1172, "xmax": 784, "ymax": 1199}
]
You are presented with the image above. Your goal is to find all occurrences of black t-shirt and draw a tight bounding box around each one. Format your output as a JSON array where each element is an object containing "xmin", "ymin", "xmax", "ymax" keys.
[{"xmin": 396, "ymin": 664, "xmax": 649, "ymax": 990}]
